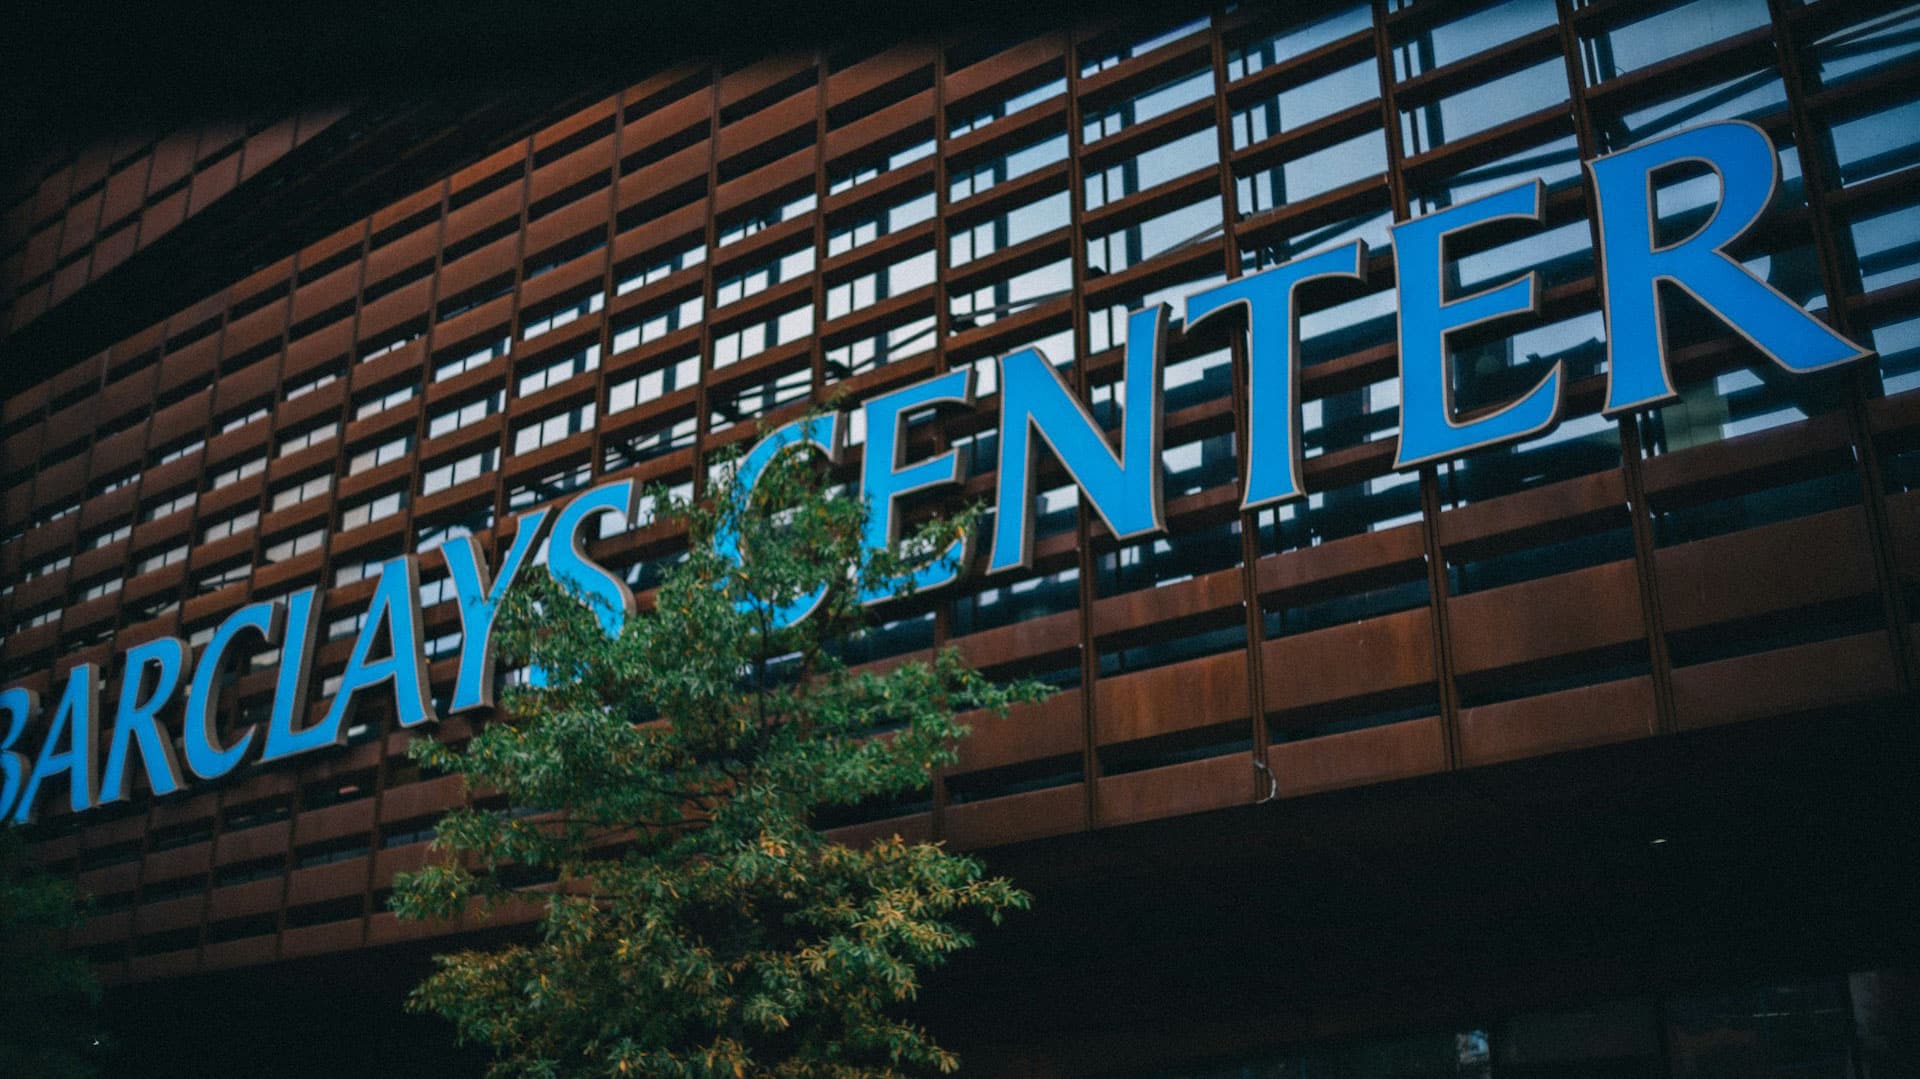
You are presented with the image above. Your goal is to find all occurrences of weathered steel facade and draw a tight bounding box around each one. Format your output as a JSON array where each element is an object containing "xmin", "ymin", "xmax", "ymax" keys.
[{"xmin": 1, "ymin": 1, "xmax": 1917, "ymax": 1070}]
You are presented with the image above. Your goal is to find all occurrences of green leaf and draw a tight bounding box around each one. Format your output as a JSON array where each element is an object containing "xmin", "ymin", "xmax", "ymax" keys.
[{"xmin": 390, "ymin": 413, "xmax": 1043, "ymax": 1077}]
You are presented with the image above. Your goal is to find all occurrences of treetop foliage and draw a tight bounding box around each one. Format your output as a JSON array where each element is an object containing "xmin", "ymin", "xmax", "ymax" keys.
[{"xmin": 393, "ymin": 423, "xmax": 1046, "ymax": 1078}]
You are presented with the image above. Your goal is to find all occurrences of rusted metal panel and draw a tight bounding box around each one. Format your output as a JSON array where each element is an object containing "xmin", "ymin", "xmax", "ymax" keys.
[
  {"xmin": 1657, "ymin": 508, "xmax": 1879, "ymax": 632},
  {"xmin": 1449, "ymin": 560, "xmax": 1645, "ymax": 675},
  {"xmin": 1264, "ymin": 608, "xmax": 1436, "ymax": 713},
  {"xmin": 1271, "ymin": 716, "xmax": 1447, "ymax": 798},
  {"xmin": 944, "ymin": 783, "xmax": 1085, "ymax": 850},
  {"xmin": 1097, "ymin": 753, "xmax": 1251, "ymax": 828},
  {"xmin": 1671, "ymin": 632, "xmax": 1900, "ymax": 731},
  {"xmin": 0, "ymin": 0, "xmax": 1913, "ymax": 981}
]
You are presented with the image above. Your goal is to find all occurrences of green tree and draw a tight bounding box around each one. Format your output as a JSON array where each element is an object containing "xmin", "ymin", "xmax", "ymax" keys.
[
  {"xmin": 391, "ymin": 428, "xmax": 1044, "ymax": 1078},
  {"xmin": 0, "ymin": 828, "xmax": 104, "ymax": 1078}
]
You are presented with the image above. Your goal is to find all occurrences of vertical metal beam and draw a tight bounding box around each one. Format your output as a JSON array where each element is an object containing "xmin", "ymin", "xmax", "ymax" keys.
[
  {"xmin": 1765, "ymin": 0, "xmax": 1916, "ymax": 695},
  {"xmin": 1372, "ymin": 0, "xmax": 1464, "ymax": 768},
  {"xmin": 1551, "ymin": 0, "xmax": 1679, "ymax": 736}
]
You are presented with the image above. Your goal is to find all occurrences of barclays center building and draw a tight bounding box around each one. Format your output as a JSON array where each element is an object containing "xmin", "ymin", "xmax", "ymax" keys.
[{"xmin": 2, "ymin": 0, "xmax": 1919, "ymax": 1074}]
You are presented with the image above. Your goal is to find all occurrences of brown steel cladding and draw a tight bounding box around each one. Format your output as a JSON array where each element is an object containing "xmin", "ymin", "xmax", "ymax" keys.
[
  {"xmin": 0, "ymin": 112, "xmax": 347, "ymax": 335},
  {"xmin": 1, "ymin": 0, "xmax": 1917, "ymax": 987}
]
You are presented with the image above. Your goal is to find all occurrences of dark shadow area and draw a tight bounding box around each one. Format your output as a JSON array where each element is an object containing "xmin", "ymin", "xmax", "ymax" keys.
[
  {"xmin": 0, "ymin": 0, "xmax": 1193, "ymax": 162},
  {"xmin": 96, "ymin": 699, "xmax": 1920, "ymax": 1076}
]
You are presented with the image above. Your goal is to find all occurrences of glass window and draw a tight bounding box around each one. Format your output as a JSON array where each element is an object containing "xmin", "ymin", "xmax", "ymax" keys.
[
  {"xmin": 521, "ymin": 291, "xmax": 605, "ymax": 342},
  {"xmin": 512, "ymin": 402, "xmax": 597, "ymax": 456},
  {"xmin": 418, "ymin": 573, "xmax": 460, "ymax": 608},
  {"xmin": 1080, "ymin": 15, "xmax": 1209, "ymax": 75},
  {"xmin": 615, "ymin": 241, "xmax": 707, "ymax": 296},
  {"xmin": 826, "ymin": 250, "xmax": 935, "ymax": 319},
  {"xmin": 415, "ymin": 504, "xmax": 495, "ymax": 549},
  {"xmin": 93, "ymin": 468, "xmax": 139, "ymax": 496},
  {"xmin": 1824, "ymin": 97, "xmax": 1920, "ymax": 191},
  {"xmin": 1089, "ymin": 268, "xmax": 1225, "ymax": 353},
  {"xmin": 1400, "ymin": 59, "xmax": 1568, "ymax": 155},
  {"xmin": 717, "ymin": 190, "xmax": 818, "ymax": 247},
  {"xmin": 142, "ymin": 489, "xmax": 196, "ymax": 522},
  {"xmin": 1082, "ymin": 68, "xmax": 1213, "ymax": 143},
  {"xmin": 263, "ymin": 528, "xmax": 323, "ymax": 563},
  {"xmin": 1808, "ymin": 6, "xmax": 1920, "ymax": 91},
  {"xmin": 950, "ymin": 258, "xmax": 1073, "ymax": 331},
  {"xmin": 271, "ymin": 473, "xmax": 333, "ymax": 512},
  {"xmin": 713, "ymin": 302, "xmax": 815, "ymax": 368},
  {"xmin": 154, "ymin": 437, "xmax": 204, "ymax": 466},
  {"xmin": 1606, "ymin": 69, "xmax": 1788, "ymax": 147},
  {"xmin": 949, "ymin": 76, "xmax": 1066, "ymax": 138},
  {"xmin": 1392, "ymin": 0, "xmax": 1556, "ymax": 80},
  {"xmin": 422, "ymin": 448, "xmax": 499, "ymax": 495},
  {"xmin": 1848, "ymin": 201, "xmax": 1920, "ymax": 295},
  {"xmin": 348, "ymin": 435, "xmax": 412, "ymax": 476},
  {"xmin": 194, "ymin": 563, "xmax": 249, "ymax": 595},
  {"xmin": 1084, "ymin": 127, "xmax": 1219, "ymax": 210},
  {"xmin": 829, "ymin": 138, "xmax": 935, "ymax": 195},
  {"xmin": 78, "ymin": 575, "xmax": 124, "ymax": 602},
  {"xmin": 218, "ymin": 405, "xmax": 269, "ymax": 434},
  {"xmin": 339, "ymin": 488, "xmax": 407, "ymax": 530},
  {"xmin": 715, "ymin": 247, "xmax": 816, "ymax": 308},
  {"xmin": 601, "ymin": 414, "xmax": 697, "ymax": 471},
  {"xmin": 1227, "ymin": 5, "xmax": 1372, "ymax": 81},
  {"xmin": 1236, "ymin": 128, "xmax": 1387, "ymax": 217},
  {"xmin": 949, "ymin": 131, "xmax": 1070, "ymax": 202},
  {"xmin": 825, "ymin": 313, "xmax": 937, "ymax": 380},
  {"xmin": 85, "ymin": 524, "xmax": 132, "ymax": 550},
  {"xmin": 1866, "ymin": 310, "xmax": 1920, "ymax": 399},
  {"xmin": 332, "ymin": 542, "xmax": 404, "ymax": 587},
  {"xmin": 607, "ymin": 353, "xmax": 701, "ymax": 412},
  {"xmin": 360, "ymin": 328, "xmax": 423, "ymax": 362},
  {"xmin": 134, "ymin": 544, "xmax": 189, "ymax": 576},
  {"xmin": 1665, "ymin": 978, "xmax": 1857, "ymax": 1079},
  {"xmin": 1085, "ymin": 195, "xmax": 1222, "ymax": 275},
  {"xmin": 828, "ymin": 190, "xmax": 936, "ymax": 257},
  {"xmin": 611, "ymin": 294, "xmax": 704, "ymax": 354},
  {"xmin": 21, "ymin": 553, "xmax": 71, "ymax": 582},
  {"xmin": 285, "ymin": 365, "xmax": 342, "ymax": 401},
  {"xmin": 517, "ymin": 343, "xmax": 601, "ymax": 398},
  {"xmin": 434, "ymin": 336, "xmax": 509, "ymax": 381},
  {"xmin": 353, "ymin": 383, "xmax": 415, "ymax": 421},
  {"xmin": 709, "ymin": 366, "xmax": 812, "ymax": 432},
  {"xmin": 950, "ymin": 189, "xmax": 1070, "ymax": 267},
  {"xmin": 950, "ymin": 563, "xmax": 1081, "ymax": 637},
  {"xmin": 1587, "ymin": 0, "xmax": 1774, "ymax": 85},
  {"xmin": 1230, "ymin": 61, "xmax": 1379, "ymax": 150},
  {"xmin": 200, "ymin": 509, "xmax": 260, "ymax": 544},
  {"xmin": 1413, "ymin": 135, "xmax": 1583, "ymax": 213},
  {"xmin": 276, "ymin": 420, "xmax": 338, "ymax": 458},
  {"xmin": 507, "ymin": 463, "xmax": 594, "ymax": 510},
  {"xmin": 427, "ymin": 390, "xmax": 505, "ymax": 439},
  {"xmin": 208, "ymin": 455, "xmax": 266, "ymax": 490}
]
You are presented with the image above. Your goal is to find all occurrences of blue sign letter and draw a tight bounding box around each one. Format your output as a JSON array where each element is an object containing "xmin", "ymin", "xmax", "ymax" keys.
[
  {"xmin": 98, "ymin": 638, "xmax": 188, "ymax": 804},
  {"xmin": 713, "ymin": 414, "xmax": 844, "ymax": 629},
  {"xmin": 547, "ymin": 481, "xmax": 636, "ymax": 637},
  {"xmin": 988, "ymin": 305, "xmax": 1167, "ymax": 573},
  {"xmin": 1187, "ymin": 241, "xmax": 1368, "ymax": 509},
  {"xmin": 259, "ymin": 587, "xmax": 329, "ymax": 763},
  {"xmin": 0, "ymin": 687, "xmax": 42, "ymax": 822},
  {"xmin": 12, "ymin": 664, "xmax": 100, "ymax": 822},
  {"xmin": 1588, "ymin": 119, "xmax": 1871, "ymax": 413},
  {"xmin": 317, "ymin": 557, "xmax": 435, "ymax": 735},
  {"xmin": 185, "ymin": 602, "xmax": 277, "ymax": 780},
  {"xmin": 1394, "ymin": 180, "xmax": 1562, "ymax": 468},
  {"xmin": 860, "ymin": 369, "xmax": 973, "ymax": 603},
  {"xmin": 439, "ymin": 508, "xmax": 552, "ymax": 712}
]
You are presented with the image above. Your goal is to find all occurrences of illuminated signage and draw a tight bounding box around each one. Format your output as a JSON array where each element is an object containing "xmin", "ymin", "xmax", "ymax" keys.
[{"xmin": 0, "ymin": 120, "xmax": 1873, "ymax": 824}]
